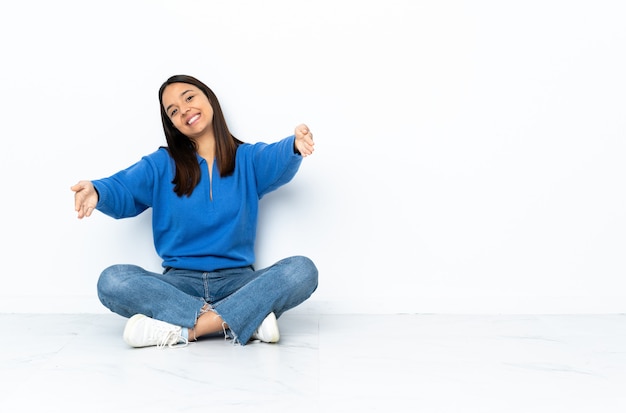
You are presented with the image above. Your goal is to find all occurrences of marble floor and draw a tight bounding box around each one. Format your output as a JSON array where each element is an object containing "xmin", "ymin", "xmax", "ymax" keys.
[{"xmin": 1, "ymin": 313, "xmax": 626, "ymax": 412}]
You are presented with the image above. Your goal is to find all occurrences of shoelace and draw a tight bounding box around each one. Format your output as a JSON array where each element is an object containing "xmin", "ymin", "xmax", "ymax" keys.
[{"xmin": 155, "ymin": 329, "xmax": 189, "ymax": 349}]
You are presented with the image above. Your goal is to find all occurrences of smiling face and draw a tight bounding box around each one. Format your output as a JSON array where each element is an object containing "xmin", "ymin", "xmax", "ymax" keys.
[{"xmin": 161, "ymin": 82, "xmax": 215, "ymax": 141}]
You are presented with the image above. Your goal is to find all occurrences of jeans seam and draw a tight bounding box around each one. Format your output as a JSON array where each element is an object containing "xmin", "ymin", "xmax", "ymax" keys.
[{"xmin": 202, "ymin": 272, "xmax": 210, "ymax": 302}]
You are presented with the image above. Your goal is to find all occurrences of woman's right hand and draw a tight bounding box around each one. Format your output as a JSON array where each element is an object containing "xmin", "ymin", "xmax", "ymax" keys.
[
  {"xmin": 294, "ymin": 123, "xmax": 315, "ymax": 157},
  {"xmin": 70, "ymin": 180, "xmax": 98, "ymax": 219}
]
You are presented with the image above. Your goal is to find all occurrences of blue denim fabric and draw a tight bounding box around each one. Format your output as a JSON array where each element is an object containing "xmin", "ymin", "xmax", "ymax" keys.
[{"xmin": 97, "ymin": 256, "xmax": 318, "ymax": 345}]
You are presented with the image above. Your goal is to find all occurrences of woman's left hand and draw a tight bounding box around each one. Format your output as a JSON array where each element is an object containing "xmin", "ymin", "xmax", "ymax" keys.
[{"xmin": 294, "ymin": 124, "xmax": 315, "ymax": 157}]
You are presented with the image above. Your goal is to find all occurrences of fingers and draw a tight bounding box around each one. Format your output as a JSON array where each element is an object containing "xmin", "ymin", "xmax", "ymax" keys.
[
  {"xmin": 79, "ymin": 205, "xmax": 96, "ymax": 219},
  {"xmin": 75, "ymin": 196, "xmax": 96, "ymax": 219},
  {"xmin": 70, "ymin": 183, "xmax": 83, "ymax": 194},
  {"xmin": 298, "ymin": 124, "xmax": 310, "ymax": 135},
  {"xmin": 295, "ymin": 124, "xmax": 312, "ymax": 139},
  {"xmin": 296, "ymin": 140, "xmax": 315, "ymax": 157},
  {"xmin": 295, "ymin": 123, "xmax": 315, "ymax": 157},
  {"xmin": 76, "ymin": 203, "xmax": 97, "ymax": 219},
  {"xmin": 71, "ymin": 181, "xmax": 97, "ymax": 219}
]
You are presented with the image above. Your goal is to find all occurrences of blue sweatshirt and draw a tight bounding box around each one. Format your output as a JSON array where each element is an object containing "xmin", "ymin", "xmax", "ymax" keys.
[{"xmin": 92, "ymin": 135, "xmax": 302, "ymax": 272}]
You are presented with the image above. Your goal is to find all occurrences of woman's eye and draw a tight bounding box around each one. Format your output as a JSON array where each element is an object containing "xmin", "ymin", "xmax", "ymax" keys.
[
  {"xmin": 186, "ymin": 95, "xmax": 194, "ymax": 102},
  {"xmin": 170, "ymin": 109, "xmax": 178, "ymax": 117}
]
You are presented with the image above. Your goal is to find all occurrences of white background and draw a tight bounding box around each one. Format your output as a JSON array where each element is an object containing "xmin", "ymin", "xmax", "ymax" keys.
[{"xmin": 1, "ymin": 0, "xmax": 624, "ymax": 314}]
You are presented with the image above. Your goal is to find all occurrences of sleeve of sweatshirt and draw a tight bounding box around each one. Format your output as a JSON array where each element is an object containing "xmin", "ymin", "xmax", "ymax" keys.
[
  {"xmin": 91, "ymin": 154, "xmax": 159, "ymax": 219},
  {"xmin": 252, "ymin": 135, "xmax": 303, "ymax": 198}
]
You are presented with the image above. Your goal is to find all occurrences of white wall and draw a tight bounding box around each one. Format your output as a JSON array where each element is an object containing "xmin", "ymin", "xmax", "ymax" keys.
[{"xmin": 1, "ymin": 0, "xmax": 624, "ymax": 314}]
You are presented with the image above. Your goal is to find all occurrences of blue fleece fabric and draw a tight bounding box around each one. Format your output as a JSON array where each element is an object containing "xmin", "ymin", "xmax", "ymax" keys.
[{"xmin": 92, "ymin": 135, "xmax": 302, "ymax": 272}]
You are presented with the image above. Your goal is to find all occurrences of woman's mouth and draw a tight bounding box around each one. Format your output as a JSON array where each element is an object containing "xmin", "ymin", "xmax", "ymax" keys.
[{"xmin": 187, "ymin": 114, "xmax": 200, "ymax": 125}]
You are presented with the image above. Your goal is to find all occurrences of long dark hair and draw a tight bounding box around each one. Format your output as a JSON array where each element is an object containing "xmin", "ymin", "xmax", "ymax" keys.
[{"xmin": 158, "ymin": 75, "xmax": 243, "ymax": 197}]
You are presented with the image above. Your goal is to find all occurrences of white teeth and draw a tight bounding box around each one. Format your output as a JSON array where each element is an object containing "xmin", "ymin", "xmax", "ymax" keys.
[{"xmin": 187, "ymin": 114, "xmax": 200, "ymax": 125}]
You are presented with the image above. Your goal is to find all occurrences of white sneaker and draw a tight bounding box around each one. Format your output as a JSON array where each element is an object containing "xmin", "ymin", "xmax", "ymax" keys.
[
  {"xmin": 123, "ymin": 314, "xmax": 188, "ymax": 348},
  {"xmin": 251, "ymin": 312, "xmax": 280, "ymax": 343}
]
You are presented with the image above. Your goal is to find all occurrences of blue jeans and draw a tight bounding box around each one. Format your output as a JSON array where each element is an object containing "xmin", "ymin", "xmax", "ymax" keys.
[{"xmin": 97, "ymin": 256, "xmax": 318, "ymax": 345}]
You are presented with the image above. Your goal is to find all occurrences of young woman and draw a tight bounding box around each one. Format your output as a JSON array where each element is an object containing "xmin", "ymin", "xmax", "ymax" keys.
[{"xmin": 71, "ymin": 74, "xmax": 318, "ymax": 348}]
